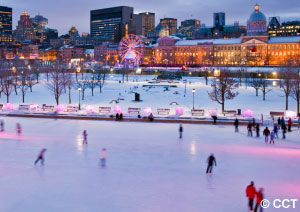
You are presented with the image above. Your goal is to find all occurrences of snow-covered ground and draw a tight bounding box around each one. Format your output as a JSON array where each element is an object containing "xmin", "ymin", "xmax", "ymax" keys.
[
  {"xmin": 4, "ymin": 74, "xmax": 298, "ymax": 120},
  {"xmin": 0, "ymin": 116, "xmax": 300, "ymax": 212}
]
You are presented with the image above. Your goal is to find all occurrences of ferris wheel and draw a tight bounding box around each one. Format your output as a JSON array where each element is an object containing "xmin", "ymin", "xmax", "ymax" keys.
[{"xmin": 119, "ymin": 34, "xmax": 144, "ymax": 66}]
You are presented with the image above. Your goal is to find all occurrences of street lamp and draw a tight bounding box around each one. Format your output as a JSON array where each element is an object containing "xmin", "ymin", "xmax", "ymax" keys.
[
  {"xmin": 192, "ymin": 88, "xmax": 196, "ymax": 110},
  {"xmin": 78, "ymin": 87, "xmax": 81, "ymax": 110}
]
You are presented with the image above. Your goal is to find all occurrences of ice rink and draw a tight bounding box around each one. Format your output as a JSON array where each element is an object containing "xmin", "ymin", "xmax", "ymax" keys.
[{"xmin": 0, "ymin": 116, "xmax": 300, "ymax": 212}]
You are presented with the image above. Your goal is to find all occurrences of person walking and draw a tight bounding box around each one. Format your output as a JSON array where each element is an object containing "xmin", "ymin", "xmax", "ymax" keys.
[
  {"xmin": 246, "ymin": 181, "xmax": 256, "ymax": 212},
  {"xmin": 234, "ymin": 118, "xmax": 239, "ymax": 132},
  {"xmin": 83, "ymin": 130, "xmax": 88, "ymax": 144},
  {"xmin": 206, "ymin": 154, "xmax": 217, "ymax": 174},
  {"xmin": 273, "ymin": 124, "xmax": 279, "ymax": 139},
  {"xmin": 16, "ymin": 123, "xmax": 21, "ymax": 135},
  {"xmin": 281, "ymin": 117, "xmax": 285, "ymax": 130},
  {"xmin": 0, "ymin": 120, "xmax": 4, "ymax": 132},
  {"xmin": 256, "ymin": 123, "xmax": 260, "ymax": 137},
  {"xmin": 100, "ymin": 148, "xmax": 107, "ymax": 167},
  {"xmin": 179, "ymin": 125, "xmax": 183, "ymax": 139},
  {"xmin": 270, "ymin": 131, "xmax": 275, "ymax": 144},
  {"xmin": 34, "ymin": 148, "xmax": 47, "ymax": 165},
  {"xmin": 254, "ymin": 188, "xmax": 264, "ymax": 212},
  {"xmin": 263, "ymin": 127, "xmax": 270, "ymax": 143},
  {"xmin": 288, "ymin": 118, "xmax": 292, "ymax": 132},
  {"xmin": 282, "ymin": 124, "xmax": 287, "ymax": 139},
  {"xmin": 247, "ymin": 122, "xmax": 253, "ymax": 137}
]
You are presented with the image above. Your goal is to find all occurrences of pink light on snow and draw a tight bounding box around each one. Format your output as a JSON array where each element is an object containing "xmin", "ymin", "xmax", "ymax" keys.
[
  {"xmin": 56, "ymin": 104, "xmax": 65, "ymax": 112},
  {"xmin": 209, "ymin": 109, "xmax": 217, "ymax": 116},
  {"xmin": 285, "ymin": 111, "xmax": 297, "ymax": 119},
  {"xmin": 144, "ymin": 107, "xmax": 152, "ymax": 115},
  {"xmin": 4, "ymin": 103, "xmax": 14, "ymax": 110},
  {"xmin": 243, "ymin": 109, "xmax": 253, "ymax": 117},
  {"xmin": 86, "ymin": 105, "xmax": 94, "ymax": 114},
  {"xmin": 114, "ymin": 106, "xmax": 122, "ymax": 113},
  {"xmin": 176, "ymin": 108, "xmax": 184, "ymax": 116},
  {"xmin": 30, "ymin": 104, "xmax": 39, "ymax": 111}
]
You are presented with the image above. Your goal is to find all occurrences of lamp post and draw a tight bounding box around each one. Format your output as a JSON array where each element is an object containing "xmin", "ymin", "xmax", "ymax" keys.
[
  {"xmin": 78, "ymin": 87, "xmax": 81, "ymax": 110},
  {"xmin": 192, "ymin": 88, "xmax": 196, "ymax": 110}
]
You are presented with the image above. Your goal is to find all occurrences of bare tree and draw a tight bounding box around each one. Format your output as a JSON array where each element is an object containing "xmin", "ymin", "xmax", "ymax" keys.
[
  {"xmin": 88, "ymin": 72, "xmax": 99, "ymax": 96},
  {"xmin": 291, "ymin": 70, "xmax": 300, "ymax": 115},
  {"xmin": 259, "ymin": 78, "xmax": 272, "ymax": 101},
  {"xmin": 208, "ymin": 70, "xmax": 239, "ymax": 113},
  {"xmin": 279, "ymin": 67, "xmax": 294, "ymax": 110},
  {"xmin": 77, "ymin": 77, "xmax": 89, "ymax": 100},
  {"xmin": 1, "ymin": 71, "xmax": 13, "ymax": 103},
  {"xmin": 64, "ymin": 72, "xmax": 74, "ymax": 104},
  {"xmin": 249, "ymin": 76, "xmax": 263, "ymax": 96},
  {"xmin": 46, "ymin": 67, "xmax": 66, "ymax": 105},
  {"xmin": 95, "ymin": 66, "xmax": 107, "ymax": 93},
  {"xmin": 18, "ymin": 70, "xmax": 30, "ymax": 103}
]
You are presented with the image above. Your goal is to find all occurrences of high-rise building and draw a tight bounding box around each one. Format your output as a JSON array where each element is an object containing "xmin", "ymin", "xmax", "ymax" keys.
[
  {"xmin": 136, "ymin": 12, "xmax": 155, "ymax": 36},
  {"xmin": 90, "ymin": 6, "xmax": 134, "ymax": 41},
  {"xmin": 159, "ymin": 18, "xmax": 177, "ymax": 35},
  {"xmin": 31, "ymin": 14, "xmax": 48, "ymax": 40},
  {"xmin": 0, "ymin": 6, "xmax": 12, "ymax": 42},
  {"xmin": 214, "ymin": 12, "xmax": 225, "ymax": 28},
  {"xmin": 179, "ymin": 19, "xmax": 200, "ymax": 39},
  {"xmin": 268, "ymin": 19, "xmax": 300, "ymax": 37},
  {"xmin": 15, "ymin": 12, "xmax": 36, "ymax": 42}
]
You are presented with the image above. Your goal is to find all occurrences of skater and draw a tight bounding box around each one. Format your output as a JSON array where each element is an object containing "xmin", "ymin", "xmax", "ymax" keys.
[
  {"xmin": 115, "ymin": 113, "xmax": 119, "ymax": 120},
  {"xmin": 282, "ymin": 123, "xmax": 287, "ymax": 139},
  {"xmin": 273, "ymin": 124, "xmax": 279, "ymax": 139},
  {"xmin": 16, "ymin": 123, "xmax": 21, "ymax": 135},
  {"xmin": 83, "ymin": 130, "xmax": 88, "ymax": 144},
  {"xmin": 247, "ymin": 122, "xmax": 253, "ymax": 137},
  {"xmin": 246, "ymin": 181, "xmax": 256, "ymax": 211},
  {"xmin": 288, "ymin": 118, "xmax": 292, "ymax": 132},
  {"xmin": 254, "ymin": 188, "xmax": 264, "ymax": 212},
  {"xmin": 179, "ymin": 125, "xmax": 183, "ymax": 139},
  {"xmin": 234, "ymin": 118, "xmax": 239, "ymax": 132},
  {"xmin": 206, "ymin": 154, "xmax": 217, "ymax": 174},
  {"xmin": 281, "ymin": 117, "xmax": 285, "ymax": 129},
  {"xmin": 277, "ymin": 117, "xmax": 281, "ymax": 129},
  {"xmin": 256, "ymin": 123, "xmax": 260, "ymax": 137},
  {"xmin": 148, "ymin": 113, "xmax": 154, "ymax": 122},
  {"xmin": 270, "ymin": 131, "xmax": 275, "ymax": 144},
  {"xmin": 100, "ymin": 148, "xmax": 107, "ymax": 167},
  {"xmin": 119, "ymin": 113, "xmax": 123, "ymax": 120},
  {"xmin": 0, "ymin": 120, "xmax": 4, "ymax": 132},
  {"xmin": 263, "ymin": 127, "xmax": 270, "ymax": 143},
  {"xmin": 34, "ymin": 148, "xmax": 47, "ymax": 165}
]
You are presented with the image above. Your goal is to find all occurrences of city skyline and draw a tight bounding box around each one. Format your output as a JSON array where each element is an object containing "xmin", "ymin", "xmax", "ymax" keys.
[{"xmin": 3, "ymin": 0, "xmax": 300, "ymax": 35}]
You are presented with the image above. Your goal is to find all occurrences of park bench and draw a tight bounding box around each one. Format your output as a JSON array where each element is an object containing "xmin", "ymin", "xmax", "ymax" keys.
[
  {"xmin": 99, "ymin": 107, "xmax": 111, "ymax": 114},
  {"xmin": 41, "ymin": 105, "xmax": 55, "ymax": 112},
  {"xmin": 128, "ymin": 108, "xmax": 141, "ymax": 115},
  {"xmin": 157, "ymin": 108, "xmax": 170, "ymax": 115},
  {"xmin": 66, "ymin": 106, "xmax": 79, "ymax": 113},
  {"xmin": 270, "ymin": 112, "xmax": 285, "ymax": 117},
  {"xmin": 223, "ymin": 110, "xmax": 237, "ymax": 116},
  {"xmin": 191, "ymin": 109, "xmax": 205, "ymax": 116},
  {"xmin": 18, "ymin": 105, "xmax": 30, "ymax": 111}
]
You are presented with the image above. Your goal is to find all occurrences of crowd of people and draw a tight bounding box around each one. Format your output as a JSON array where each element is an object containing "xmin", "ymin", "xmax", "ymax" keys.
[{"xmin": 234, "ymin": 115, "xmax": 300, "ymax": 144}]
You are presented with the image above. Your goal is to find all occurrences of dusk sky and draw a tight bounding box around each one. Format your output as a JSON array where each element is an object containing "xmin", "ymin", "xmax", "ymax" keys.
[{"xmin": 3, "ymin": 0, "xmax": 300, "ymax": 35}]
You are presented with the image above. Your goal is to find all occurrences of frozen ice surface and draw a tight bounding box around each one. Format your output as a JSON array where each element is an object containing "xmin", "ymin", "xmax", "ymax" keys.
[{"xmin": 0, "ymin": 116, "xmax": 300, "ymax": 212}]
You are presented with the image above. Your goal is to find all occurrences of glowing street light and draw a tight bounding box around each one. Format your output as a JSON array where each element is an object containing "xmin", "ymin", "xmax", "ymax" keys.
[{"xmin": 192, "ymin": 88, "xmax": 196, "ymax": 110}]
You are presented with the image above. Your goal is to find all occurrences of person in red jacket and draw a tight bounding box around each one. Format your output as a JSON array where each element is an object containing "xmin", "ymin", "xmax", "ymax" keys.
[
  {"xmin": 288, "ymin": 118, "xmax": 292, "ymax": 132},
  {"xmin": 246, "ymin": 181, "xmax": 256, "ymax": 211},
  {"xmin": 254, "ymin": 188, "xmax": 264, "ymax": 212}
]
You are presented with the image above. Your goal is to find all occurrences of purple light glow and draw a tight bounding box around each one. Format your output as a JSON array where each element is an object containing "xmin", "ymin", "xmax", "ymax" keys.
[
  {"xmin": 209, "ymin": 109, "xmax": 217, "ymax": 116},
  {"xmin": 114, "ymin": 106, "xmax": 122, "ymax": 114},
  {"xmin": 56, "ymin": 104, "xmax": 65, "ymax": 112},
  {"xmin": 144, "ymin": 107, "xmax": 152, "ymax": 115},
  {"xmin": 176, "ymin": 108, "xmax": 184, "ymax": 116},
  {"xmin": 243, "ymin": 109, "xmax": 253, "ymax": 117},
  {"xmin": 285, "ymin": 110, "xmax": 297, "ymax": 119},
  {"xmin": 86, "ymin": 105, "xmax": 94, "ymax": 114},
  {"xmin": 4, "ymin": 103, "xmax": 14, "ymax": 111}
]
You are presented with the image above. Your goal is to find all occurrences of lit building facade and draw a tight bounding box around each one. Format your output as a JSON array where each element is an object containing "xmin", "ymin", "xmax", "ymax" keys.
[
  {"xmin": 0, "ymin": 6, "xmax": 12, "ymax": 42},
  {"xmin": 137, "ymin": 12, "xmax": 155, "ymax": 36},
  {"xmin": 159, "ymin": 18, "xmax": 177, "ymax": 35},
  {"xmin": 15, "ymin": 12, "xmax": 36, "ymax": 42}
]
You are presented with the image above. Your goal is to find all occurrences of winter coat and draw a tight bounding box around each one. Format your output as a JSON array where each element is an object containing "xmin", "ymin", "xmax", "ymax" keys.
[
  {"xmin": 270, "ymin": 132, "xmax": 275, "ymax": 140},
  {"xmin": 256, "ymin": 191, "xmax": 263, "ymax": 204},
  {"xmin": 288, "ymin": 119, "xmax": 292, "ymax": 126},
  {"xmin": 263, "ymin": 129, "xmax": 270, "ymax": 136},
  {"xmin": 246, "ymin": 185, "xmax": 256, "ymax": 199}
]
